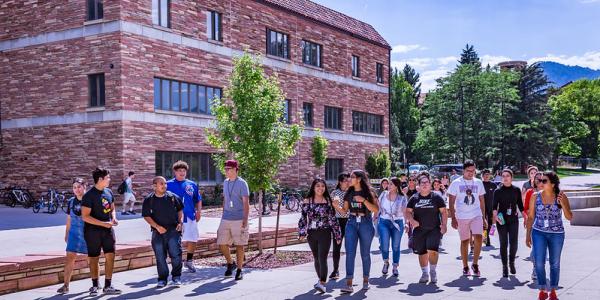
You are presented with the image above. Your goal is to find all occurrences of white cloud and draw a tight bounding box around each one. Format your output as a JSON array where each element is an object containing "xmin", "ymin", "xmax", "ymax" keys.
[
  {"xmin": 391, "ymin": 44, "xmax": 428, "ymax": 54},
  {"xmin": 481, "ymin": 55, "xmax": 512, "ymax": 67},
  {"xmin": 420, "ymin": 67, "xmax": 452, "ymax": 92},
  {"xmin": 528, "ymin": 51, "xmax": 600, "ymax": 69},
  {"xmin": 436, "ymin": 56, "xmax": 459, "ymax": 65},
  {"xmin": 392, "ymin": 58, "xmax": 433, "ymax": 70}
]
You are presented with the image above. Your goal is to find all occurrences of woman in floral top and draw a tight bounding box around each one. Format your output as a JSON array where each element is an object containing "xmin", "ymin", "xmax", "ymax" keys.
[{"xmin": 298, "ymin": 178, "xmax": 341, "ymax": 293}]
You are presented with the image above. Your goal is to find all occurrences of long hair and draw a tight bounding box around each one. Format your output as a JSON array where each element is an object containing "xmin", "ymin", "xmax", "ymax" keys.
[
  {"xmin": 306, "ymin": 177, "xmax": 332, "ymax": 204},
  {"xmin": 543, "ymin": 171, "xmax": 561, "ymax": 196},
  {"xmin": 347, "ymin": 169, "xmax": 375, "ymax": 204},
  {"xmin": 335, "ymin": 172, "xmax": 351, "ymax": 190}
]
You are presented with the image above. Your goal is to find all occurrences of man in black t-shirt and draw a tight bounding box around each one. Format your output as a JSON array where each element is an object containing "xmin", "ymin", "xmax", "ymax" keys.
[
  {"xmin": 405, "ymin": 174, "xmax": 448, "ymax": 284},
  {"xmin": 81, "ymin": 168, "xmax": 121, "ymax": 295},
  {"xmin": 482, "ymin": 170, "xmax": 498, "ymax": 247},
  {"xmin": 143, "ymin": 176, "xmax": 184, "ymax": 288}
]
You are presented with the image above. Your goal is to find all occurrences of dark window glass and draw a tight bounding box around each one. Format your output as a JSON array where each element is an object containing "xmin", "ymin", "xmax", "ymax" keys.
[
  {"xmin": 88, "ymin": 73, "xmax": 105, "ymax": 107},
  {"xmin": 190, "ymin": 84, "xmax": 198, "ymax": 113},
  {"xmin": 152, "ymin": 0, "xmax": 170, "ymax": 27},
  {"xmin": 352, "ymin": 55, "xmax": 360, "ymax": 77},
  {"xmin": 181, "ymin": 83, "xmax": 189, "ymax": 112},
  {"xmin": 161, "ymin": 79, "xmax": 170, "ymax": 110},
  {"xmin": 325, "ymin": 159, "xmax": 343, "ymax": 181},
  {"xmin": 352, "ymin": 111, "xmax": 383, "ymax": 135},
  {"xmin": 376, "ymin": 63, "xmax": 384, "ymax": 83},
  {"xmin": 266, "ymin": 29, "xmax": 290, "ymax": 59},
  {"xmin": 209, "ymin": 11, "xmax": 223, "ymax": 41},
  {"xmin": 87, "ymin": 0, "xmax": 103, "ymax": 21},
  {"xmin": 303, "ymin": 102, "xmax": 313, "ymax": 127},
  {"xmin": 156, "ymin": 151, "xmax": 223, "ymax": 183},
  {"xmin": 154, "ymin": 78, "xmax": 161, "ymax": 109},
  {"xmin": 282, "ymin": 100, "xmax": 290, "ymax": 124},
  {"xmin": 301, "ymin": 40, "xmax": 322, "ymax": 67},
  {"xmin": 324, "ymin": 106, "xmax": 342, "ymax": 130}
]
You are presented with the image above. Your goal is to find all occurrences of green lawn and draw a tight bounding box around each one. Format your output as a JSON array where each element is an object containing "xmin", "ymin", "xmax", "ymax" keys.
[{"xmin": 556, "ymin": 167, "xmax": 600, "ymax": 177}]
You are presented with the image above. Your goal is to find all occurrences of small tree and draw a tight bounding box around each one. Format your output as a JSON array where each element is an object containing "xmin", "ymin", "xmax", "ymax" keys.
[
  {"xmin": 365, "ymin": 150, "xmax": 391, "ymax": 179},
  {"xmin": 311, "ymin": 129, "xmax": 328, "ymax": 168},
  {"xmin": 207, "ymin": 52, "xmax": 303, "ymax": 253}
]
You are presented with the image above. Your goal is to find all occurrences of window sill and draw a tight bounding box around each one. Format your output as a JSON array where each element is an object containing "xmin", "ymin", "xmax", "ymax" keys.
[
  {"xmin": 83, "ymin": 19, "xmax": 107, "ymax": 26},
  {"xmin": 207, "ymin": 39, "xmax": 224, "ymax": 46},
  {"xmin": 266, "ymin": 54, "xmax": 292, "ymax": 63},
  {"xmin": 352, "ymin": 76, "xmax": 362, "ymax": 81},
  {"xmin": 151, "ymin": 25, "xmax": 173, "ymax": 32},
  {"xmin": 302, "ymin": 63, "xmax": 324, "ymax": 71},
  {"xmin": 323, "ymin": 128, "xmax": 345, "ymax": 134},
  {"xmin": 376, "ymin": 82, "xmax": 386, "ymax": 86},
  {"xmin": 352, "ymin": 131, "xmax": 385, "ymax": 138},
  {"xmin": 154, "ymin": 109, "xmax": 215, "ymax": 119},
  {"xmin": 86, "ymin": 107, "xmax": 106, "ymax": 112}
]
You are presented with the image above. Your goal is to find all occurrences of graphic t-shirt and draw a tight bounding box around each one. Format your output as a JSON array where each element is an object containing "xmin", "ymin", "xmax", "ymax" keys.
[
  {"xmin": 344, "ymin": 188, "xmax": 373, "ymax": 215},
  {"xmin": 448, "ymin": 176, "xmax": 486, "ymax": 219},
  {"xmin": 407, "ymin": 192, "xmax": 446, "ymax": 229},
  {"xmin": 82, "ymin": 187, "xmax": 114, "ymax": 230},
  {"xmin": 167, "ymin": 179, "xmax": 201, "ymax": 223},
  {"xmin": 66, "ymin": 197, "xmax": 83, "ymax": 217}
]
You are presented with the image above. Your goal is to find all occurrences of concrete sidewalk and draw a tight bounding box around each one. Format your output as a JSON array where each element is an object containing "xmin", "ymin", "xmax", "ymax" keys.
[{"xmin": 5, "ymin": 218, "xmax": 600, "ymax": 300}]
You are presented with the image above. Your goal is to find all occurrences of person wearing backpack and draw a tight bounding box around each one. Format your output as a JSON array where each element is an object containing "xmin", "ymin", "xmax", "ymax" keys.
[
  {"xmin": 143, "ymin": 176, "xmax": 184, "ymax": 288},
  {"xmin": 119, "ymin": 171, "xmax": 136, "ymax": 215}
]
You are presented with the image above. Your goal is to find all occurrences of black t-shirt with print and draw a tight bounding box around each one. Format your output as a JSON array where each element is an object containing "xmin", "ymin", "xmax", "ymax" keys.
[
  {"xmin": 407, "ymin": 192, "xmax": 446, "ymax": 229},
  {"xmin": 142, "ymin": 192, "xmax": 184, "ymax": 231},
  {"xmin": 344, "ymin": 188, "xmax": 373, "ymax": 215},
  {"xmin": 82, "ymin": 187, "xmax": 114, "ymax": 230}
]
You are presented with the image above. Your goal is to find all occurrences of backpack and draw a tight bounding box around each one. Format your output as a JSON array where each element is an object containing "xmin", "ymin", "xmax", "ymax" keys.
[{"xmin": 117, "ymin": 180, "xmax": 127, "ymax": 195}]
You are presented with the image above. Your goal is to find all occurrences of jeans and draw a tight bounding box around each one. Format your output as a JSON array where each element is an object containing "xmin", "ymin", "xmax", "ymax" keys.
[
  {"xmin": 497, "ymin": 220, "xmax": 519, "ymax": 265},
  {"xmin": 332, "ymin": 218, "xmax": 348, "ymax": 272},
  {"xmin": 151, "ymin": 228, "xmax": 183, "ymax": 282},
  {"xmin": 308, "ymin": 229, "xmax": 332, "ymax": 282},
  {"xmin": 532, "ymin": 229, "xmax": 565, "ymax": 289},
  {"xmin": 345, "ymin": 215, "xmax": 375, "ymax": 279},
  {"xmin": 377, "ymin": 218, "xmax": 404, "ymax": 264}
]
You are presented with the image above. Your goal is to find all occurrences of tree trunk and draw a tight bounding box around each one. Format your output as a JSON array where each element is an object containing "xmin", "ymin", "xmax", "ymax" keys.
[
  {"xmin": 273, "ymin": 192, "xmax": 282, "ymax": 255},
  {"xmin": 258, "ymin": 190, "xmax": 263, "ymax": 254}
]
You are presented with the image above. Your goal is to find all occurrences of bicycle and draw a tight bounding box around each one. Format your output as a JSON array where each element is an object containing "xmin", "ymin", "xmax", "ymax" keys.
[
  {"xmin": 33, "ymin": 189, "xmax": 62, "ymax": 214},
  {"xmin": 8, "ymin": 187, "xmax": 34, "ymax": 208},
  {"xmin": 281, "ymin": 190, "xmax": 302, "ymax": 212}
]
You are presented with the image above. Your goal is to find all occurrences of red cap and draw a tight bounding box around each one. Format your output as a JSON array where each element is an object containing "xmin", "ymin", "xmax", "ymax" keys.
[{"xmin": 225, "ymin": 160, "xmax": 239, "ymax": 169}]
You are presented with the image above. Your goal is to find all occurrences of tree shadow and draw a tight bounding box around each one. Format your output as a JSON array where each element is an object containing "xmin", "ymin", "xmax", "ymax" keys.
[
  {"xmin": 125, "ymin": 277, "xmax": 156, "ymax": 288},
  {"xmin": 370, "ymin": 274, "xmax": 403, "ymax": 289},
  {"xmin": 285, "ymin": 289, "xmax": 332, "ymax": 300},
  {"xmin": 30, "ymin": 291, "xmax": 88, "ymax": 300},
  {"xmin": 482, "ymin": 245, "xmax": 497, "ymax": 252},
  {"xmin": 492, "ymin": 276, "xmax": 529, "ymax": 290},
  {"xmin": 444, "ymin": 276, "xmax": 486, "ymax": 292},
  {"xmin": 106, "ymin": 285, "xmax": 178, "ymax": 300},
  {"xmin": 333, "ymin": 287, "xmax": 369, "ymax": 300},
  {"xmin": 400, "ymin": 249, "xmax": 413, "ymax": 254},
  {"xmin": 399, "ymin": 282, "xmax": 444, "ymax": 296}
]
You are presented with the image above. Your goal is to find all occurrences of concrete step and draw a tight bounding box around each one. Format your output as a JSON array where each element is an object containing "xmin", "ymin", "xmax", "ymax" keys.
[
  {"xmin": 567, "ymin": 195, "xmax": 600, "ymax": 209},
  {"xmin": 571, "ymin": 207, "xmax": 600, "ymax": 226},
  {"xmin": 565, "ymin": 190, "xmax": 600, "ymax": 197}
]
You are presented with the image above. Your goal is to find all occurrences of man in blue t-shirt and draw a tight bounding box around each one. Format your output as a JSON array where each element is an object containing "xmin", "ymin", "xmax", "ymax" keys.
[{"xmin": 167, "ymin": 160, "xmax": 202, "ymax": 273}]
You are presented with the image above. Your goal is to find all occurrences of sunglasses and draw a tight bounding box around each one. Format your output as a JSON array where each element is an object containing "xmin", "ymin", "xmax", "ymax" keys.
[{"xmin": 540, "ymin": 179, "xmax": 549, "ymax": 184}]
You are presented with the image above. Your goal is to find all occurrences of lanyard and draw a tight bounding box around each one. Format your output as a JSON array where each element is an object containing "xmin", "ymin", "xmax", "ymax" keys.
[{"xmin": 227, "ymin": 178, "xmax": 238, "ymax": 207}]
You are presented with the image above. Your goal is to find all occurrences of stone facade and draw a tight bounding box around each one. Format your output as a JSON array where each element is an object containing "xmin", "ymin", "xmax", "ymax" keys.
[{"xmin": 0, "ymin": 0, "xmax": 390, "ymax": 199}]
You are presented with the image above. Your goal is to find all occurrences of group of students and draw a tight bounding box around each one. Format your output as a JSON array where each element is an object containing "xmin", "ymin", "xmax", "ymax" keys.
[
  {"xmin": 297, "ymin": 161, "xmax": 573, "ymax": 300},
  {"xmin": 57, "ymin": 159, "xmax": 251, "ymax": 295}
]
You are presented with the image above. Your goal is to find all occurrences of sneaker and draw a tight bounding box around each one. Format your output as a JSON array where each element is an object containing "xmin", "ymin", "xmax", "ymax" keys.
[
  {"xmin": 362, "ymin": 281, "xmax": 370, "ymax": 290},
  {"xmin": 235, "ymin": 269, "xmax": 243, "ymax": 280},
  {"xmin": 185, "ymin": 260, "xmax": 197, "ymax": 273},
  {"xmin": 509, "ymin": 262, "xmax": 516, "ymax": 275},
  {"xmin": 382, "ymin": 261, "xmax": 390, "ymax": 275},
  {"xmin": 329, "ymin": 270, "xmax": 339, "ymax": 280},
  {"xmin": 430, "ymin": 271, "xmax": 437, "ymax": 284},
  {"xmin": 57, "ymin": 285, "xmax": 69, "ymax": 294},
  {"xmin": 463, "ymin": 266, "xmax": 471, "ymax": 276},
  {"xmin": 103, "ymin": 286, "xmax": 122, "ymax": 295},
  {"xmin": 538, "ymin": 290, "xmax": 549, "ymax": 300},
  {"xmin": 392, "ymin": 265, "xmax": 399, "ymax": 277},
  {"xmin": 502, "ymin": 265, "xmax": 509, "ymax": 278},
  {"xmin": 89, "ymin": 286, "xmax": 100, "ymax": 296},
  {"xmin": 340, "ymin": 285, "xmax": 353, "ymax": 294},
  {"xmin": 314, "ymin": 282, "xmax": 325, "ymax": 293},
  {"xmin": 224, "ymin": 263, "xmax": 236, "ymax": 277},
  {"xmin": 171, "ymin": 278, "xmax": 182, "ymax": 287},
  {"xmin": 129, "ymin": 210, "xmax": 136, "ymax": 215},
  {"xmin": 471, "ymin": 264, "xmax": 481, "ymax": 277},
  {"xmin": 121, "ymin": 211, "xmax": 130, "ymax": 215},
  {"xmin": 549, "ymin": 289, "xmax": 558, "ymax": 300},
  {"xmin": 419, "ymin": 272, "xmax": 429, "ymax": 283},
  {"xmin": 156, "ymin": 281, "xmax": 167, "ymax": 288}
]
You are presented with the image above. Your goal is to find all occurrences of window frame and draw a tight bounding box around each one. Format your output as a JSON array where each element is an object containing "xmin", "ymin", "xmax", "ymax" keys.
[
  {"xmin": 376, "ymin": 62, "xmax": 384, "ymax": 84},
  {"xmin": 88, "ymin": 73, "xmax": 105, "ymax": 107},
  {"xmin": 324, "ymin": 106, "xmax": 343, "ymax": 131},
  {"xmin": 208, "ymin": 10, "xmax": 223, "ymax": 42},
  {"xmin": 266, "ymin": 28, "xmax": 290, "ymax": 59},
  {"xmin": 325, "ymin": 158, "xmax": 344, "ymax": 181},
  {"xmin": 352, "ymin": 55, "xmax": 360, "ymax": 77},
  {"xmin": 86, "ymin": 0, "xmax": 104, "ymax": 21},
  {"xmin": 352, "ymin": 111, "xmax": 383, "ymax": 135},
  {"xmin": 155, "ymin": 151, "xmax": 223, "ymax": 184},
  {"xmin": 152, "ymin": 0, "xmax": 171, "ymax": 28},
  {"xmin": 302, "ymin": 102, "xmax": 313, "ymax": 127},
  {"xmin": 301, "ymin": 40, "xmax": 322, "ymax": 68},
  {"xmin": 154, "ymin": 77, "xmax": 222, "ymax": 116}
]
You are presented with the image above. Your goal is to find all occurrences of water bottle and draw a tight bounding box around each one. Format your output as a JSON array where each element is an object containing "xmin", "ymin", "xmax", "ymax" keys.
[
  {"xmin": 498, "ymin": 212, "xmax": 506, "ymax": 225},
  {"xmin": 489, "ymin": 224, "xmax": 496, "ymax": 236}
]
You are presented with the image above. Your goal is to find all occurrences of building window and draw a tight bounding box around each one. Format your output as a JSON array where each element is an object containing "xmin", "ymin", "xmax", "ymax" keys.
[
  {"xmin": 352, "ymin": 55, "xmax": 360, "ymax": 77},
  {"xmin": 154, "ymin": 77, "xmax": 221, "ymax": 115},
  {"xmin": 325, "ymin": 159, "xmax": 343, "ymax": 181},
  {"xmin": 352, "ymin": 111, "xmax": 383, "ymax": 135},
  {"xmin": 156, "ymin": 151, "xmax": 223, "ymax": 183},
  {"xmin": 376, "ymin": 63, "xmax": 384, "ymax": 83},
  {"xmin": 152, "ymin": 0, "xmax": 170, "ymax": 28},
  {"xmin": 87, "ymin": 0, "xmax": 104, "ymax": 21},
  {"xmin": 303, "ymin": 102, "xmax": 313, "ymax": 127},
  {"xmin": 324, "ymin": 106, "xmax": 342, "ymax": 130},
  {"xmin": 301, "ymin": 40, "xmax": 322, "ymax": 67},
  {"xmin": 282, "ymin": 99, "xmax": 291, "ymax": 124},
  {"xmin": 88, "ymin": 73, "xmax": 105, "ymax": 107},
  {"xmin": 266, "ymin": 29, "xmax": 289, "ymax": 59},
  {"xmin": 207, "ymin": 11, "xmax": 223, "ymax": 41}
]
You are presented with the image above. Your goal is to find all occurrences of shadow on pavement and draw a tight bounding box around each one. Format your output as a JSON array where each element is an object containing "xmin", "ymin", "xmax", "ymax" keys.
[
  {"xmin": 399, "ymin": 282, "xmax": 444, "ymax": 296},
  {"xmin": 370, "ymin": 275, "xmax": 403, "ymax": 289},
  {"xmin": 492, "ymin": 276, "xmax": 529, "ymax": 290},
  {"xmin": 286, "ymin": 289, "xmax": 332, "ymax": 300},
  {"xmin": 183, "ymin": 267, "xmax": 259, "ymax": 297},
  {"xmin": 30, "ymin": 291, "xmax": 88, "ymax": 300},
  {"xmin": 444, "ymin": 276, "xmax": 486, "ymax": 292}
]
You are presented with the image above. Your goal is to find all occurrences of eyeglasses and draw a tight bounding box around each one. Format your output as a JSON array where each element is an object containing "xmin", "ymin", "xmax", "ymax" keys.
[
  {"xmin": 540, "ymin": 179, "xmax": 549, "ymax": 184},
  {"xmin": 419, "ymin": 181, "xmax": 431, "ymax": 185},
  {"xmin": 224, "ymin": 167, "xmax": 234, "ymax": 171}
]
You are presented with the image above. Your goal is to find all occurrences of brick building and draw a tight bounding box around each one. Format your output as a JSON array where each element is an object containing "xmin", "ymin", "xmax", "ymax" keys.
[{"xmin": 0, "ymin": 0, "xmax": 390, "ymax": 197}]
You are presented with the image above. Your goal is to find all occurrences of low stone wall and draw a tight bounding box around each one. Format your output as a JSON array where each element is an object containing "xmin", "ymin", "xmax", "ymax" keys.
[{"xmin": 0, "ymin": 225, "xmax": 301, "ymax": 295}]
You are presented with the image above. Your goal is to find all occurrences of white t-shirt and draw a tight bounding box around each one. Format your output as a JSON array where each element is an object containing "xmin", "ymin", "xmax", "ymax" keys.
[{"xmin": 448, "ymin": 176, "xmax": 485, "ymax": 219}]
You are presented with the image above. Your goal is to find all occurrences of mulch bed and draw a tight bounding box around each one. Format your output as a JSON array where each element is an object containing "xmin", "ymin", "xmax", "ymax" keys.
[{"xmin": 195, "ymin": 250, "xmax": 314, "ymax": 269}]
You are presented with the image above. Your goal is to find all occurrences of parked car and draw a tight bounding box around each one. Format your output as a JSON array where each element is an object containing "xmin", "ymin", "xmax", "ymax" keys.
[
  {"xmin": 408, "ymin": 164, "xmax": 429, "ymax": 175},
  {"xmin": 429, "ymin": 164, "xmax": 464, "ymax": 179}
]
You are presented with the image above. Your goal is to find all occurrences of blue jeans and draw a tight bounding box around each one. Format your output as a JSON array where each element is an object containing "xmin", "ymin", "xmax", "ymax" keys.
[
  {"xmin": 151, "ymin": 228, "xmax": 183, "ymax": 282},
  {"xmin": 345, "ymin": 215, "xmax": 375, "ymax": 279},
  {"xmin": 532, "ymin": 229, "xmax": 564, "ymax": 289},
  {"xmin": 377, "ymin": 218, "xmax": 404, "ymax": 264}
]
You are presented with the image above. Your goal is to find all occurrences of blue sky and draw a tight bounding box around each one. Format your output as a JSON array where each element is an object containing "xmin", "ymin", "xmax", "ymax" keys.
[{"xmin": 313, "ymin": 0, "xmax": 600, "ymax": 91}]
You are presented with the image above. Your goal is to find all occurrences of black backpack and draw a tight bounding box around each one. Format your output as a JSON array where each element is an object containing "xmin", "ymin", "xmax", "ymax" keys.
[{"xmin": 117, "ymin": 180, "xmax": 127, "ymax": 195}]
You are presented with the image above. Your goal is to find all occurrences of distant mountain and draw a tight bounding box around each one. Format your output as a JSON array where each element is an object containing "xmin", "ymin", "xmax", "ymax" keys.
[{"xmin": 538, "ymin": 61, "xmax": 600, "ymax": 87}]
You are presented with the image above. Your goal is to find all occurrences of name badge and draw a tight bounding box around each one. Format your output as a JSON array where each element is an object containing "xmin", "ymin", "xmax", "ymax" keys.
[
  {"xmin": 310, "ymin": 221, "xmax": 317, "ymax": 229},
  {"xmin": 229, "ymin": 201, "xmax": 234, "ymax": 208},
  {"xmin": 507, "ymin": 208, "xmax": 512, "ymax": 216},
  {"xmin": 357, "ymin": 216, "xmax": 362, "ymax": 223},
  {"xmin": 544, "ymin": 219, "xmax": 549, "ymax": 228}
]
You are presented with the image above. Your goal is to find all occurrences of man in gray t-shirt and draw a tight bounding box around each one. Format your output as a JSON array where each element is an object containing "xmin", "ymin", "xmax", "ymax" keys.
[{"xmin": 217, "ymin": 160, "xmax": 250, "ymax": 281}]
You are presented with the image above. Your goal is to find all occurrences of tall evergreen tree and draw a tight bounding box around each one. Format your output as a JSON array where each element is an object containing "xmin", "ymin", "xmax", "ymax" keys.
[
  {"xmin": 390, "ymin": 68, "xmax": 420, "ymax": 170},
  {"xmin": 402, "ymin": 64, "xmax": 422, "ymax": 102},
  {"xmin": 459, "ymin": 44, "xmax": 481, "ymax": 67}
]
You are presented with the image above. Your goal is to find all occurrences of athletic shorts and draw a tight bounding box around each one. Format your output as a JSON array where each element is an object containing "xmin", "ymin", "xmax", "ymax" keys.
[
  {"xmin": 217, "ymin": 219, "xmax": 249, "ymax": 246},
  {"xmin": 123, "ymin": 193, "xmax": 136, "ymax": 204},
  {"xmin": 457, "ymin": 216, "xmax": 484, "ymax": 241},
  {"xmin": 412, "ymin": 227, "xmax": 442, "ymax": 255},
  {"xmin": 84, "ymin": 227, "xmax": 116, "ymax": 257},
  {"xmin": 182, "ymin": 220, "xmax": 200, "ymax": 242}
]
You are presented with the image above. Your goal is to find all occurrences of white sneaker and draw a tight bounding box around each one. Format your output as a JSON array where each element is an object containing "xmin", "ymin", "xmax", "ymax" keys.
[
  {"xmin": 185, "ymin": 260, "xmax": 197, "ymax": 273},
  {"xmin": 340, "ymin": 285, "xmax": 354, "ymax": 294},
  {"xmin": 362, "ymin": 281, "xmax": 370, "ymax": 290},
  {"xmin": 314, "ymin": 282, "xmax": 325, "ymax": 293},
  {"xmin": 430, "ymin": 271, "xmax": 438, "ymax": 284},
  {"xmin": 419, "ymin": 272, "xmax": 429, "ymax": 283}
]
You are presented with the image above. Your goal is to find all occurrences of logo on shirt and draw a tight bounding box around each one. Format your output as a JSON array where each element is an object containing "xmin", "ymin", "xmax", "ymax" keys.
[
  {"xmin": 464, "ymin": 189, "xmax": 475, "ymax": 205},
  {"xmin": 102, "ymin": 198, "xmax": 111, "ymax": 214},
  {"xmin": 185, "ymin": 184, "xmax": 194, "ymax": 196},
  {"xmin": 414, "ymin": 199, "xmax": 433, "ymax": 208}
]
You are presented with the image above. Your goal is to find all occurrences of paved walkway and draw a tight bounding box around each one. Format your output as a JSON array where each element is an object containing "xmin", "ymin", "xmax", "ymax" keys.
[{"xmin": 5, "ymin": 217, "xmax": 600, "ymax": 300}]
